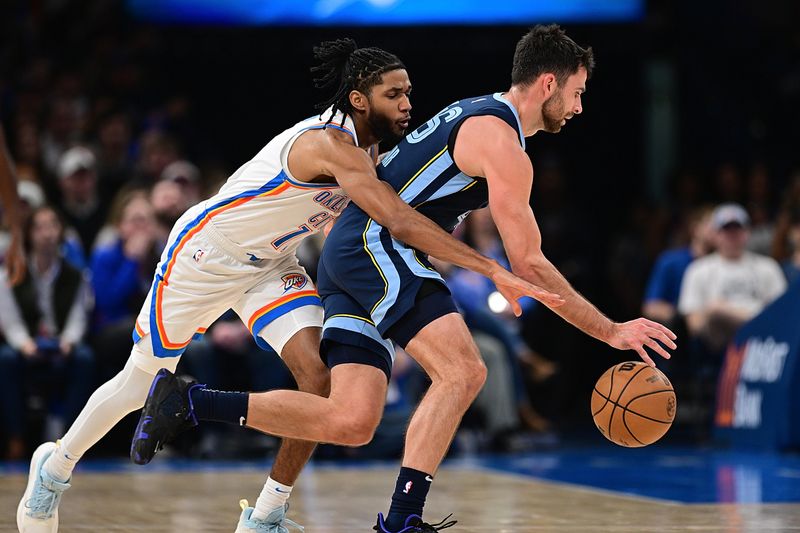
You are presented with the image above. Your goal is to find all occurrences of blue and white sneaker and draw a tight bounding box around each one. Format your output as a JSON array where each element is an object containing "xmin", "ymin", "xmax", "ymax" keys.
[
  {"xmin": 16, "ymin": 441, "xmax": 71, "ymax": 532},
  {"xmin": 234, "ymin": 499, "xmax": 304, "ymax": 533}
]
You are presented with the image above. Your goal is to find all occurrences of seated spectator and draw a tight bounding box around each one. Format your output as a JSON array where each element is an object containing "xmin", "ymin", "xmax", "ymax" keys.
[
  {"xmin": 781, "ymin": 208, "xmax": 800, "ymax": 284},
  {"xmin": 89, "ymin": 189, "xmax": 160, "ymax": 378},
  {"xmin": 0, "ymin": 206, "xmax": 93, "ymax": 459},
  {"xmin": 643, "ymin": 206, "xmax": 714, "ymax": 328},
  {"xmin": 679, "ymin": 203, "xmax": 787, "ymax": 354}
]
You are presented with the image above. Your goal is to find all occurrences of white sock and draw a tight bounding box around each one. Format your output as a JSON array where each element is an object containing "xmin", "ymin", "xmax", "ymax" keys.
[
  {"xmin": 43, "ymin": 441, "xmax": 80, "ymax": 483},
  {"xmin": 251, "ymin": 477, "xmax": 293, "ymax": 521},
  {"xmin": 43, "ymin": 353, "xmax": 159, "ymax": 483}
]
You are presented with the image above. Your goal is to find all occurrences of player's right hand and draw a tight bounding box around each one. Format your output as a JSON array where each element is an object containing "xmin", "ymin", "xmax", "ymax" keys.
[
  {"xmin": 490, "ymin": 265, "xmax": 565, "ymax": 316},
  {"xmin": 607, "ymin": 318, "xmax": 677, "ymax": 367}
]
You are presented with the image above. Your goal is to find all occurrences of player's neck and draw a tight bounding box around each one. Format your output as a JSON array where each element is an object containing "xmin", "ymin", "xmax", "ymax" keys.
[
  {"xmin": 351, "ymin": 115, "xmax": 379, "ymax": 149},
  {"xmin": 504, "ymin": 86, "xmax": 544, "ymax": 137}
]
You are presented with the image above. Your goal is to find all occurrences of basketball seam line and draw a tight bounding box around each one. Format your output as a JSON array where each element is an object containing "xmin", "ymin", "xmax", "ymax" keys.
[
  {"xmin": 593, "ymin": 388, "xmax": 675, "ymax": 424},
  {"xmin": 607, "ymin": 364, "xmax": 650, "ymax": 441}
]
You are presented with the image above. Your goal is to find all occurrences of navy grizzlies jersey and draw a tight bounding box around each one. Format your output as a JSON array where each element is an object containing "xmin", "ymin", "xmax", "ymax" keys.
[
  {"xmin": 318, "ymin": 93, "xmax": 525, "ymax": 339},
  {"xmin": 379, "ymin": 92, "xmax": 524, "ymax": 232}
]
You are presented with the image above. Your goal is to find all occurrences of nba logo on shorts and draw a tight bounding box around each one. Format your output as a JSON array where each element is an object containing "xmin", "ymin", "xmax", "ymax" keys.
[
  {"xmin": 192, "ymin": 249, "xmax": 205, "ymax": 262},
  {"xmin": 282, "ymin": 273, "xmax": 308, "ymax": 292}
]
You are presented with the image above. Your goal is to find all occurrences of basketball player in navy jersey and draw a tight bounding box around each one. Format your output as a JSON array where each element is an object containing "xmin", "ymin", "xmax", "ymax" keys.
[{"xmin": 135, "ymin": 25, "xmax": 676, "ymax": 531}]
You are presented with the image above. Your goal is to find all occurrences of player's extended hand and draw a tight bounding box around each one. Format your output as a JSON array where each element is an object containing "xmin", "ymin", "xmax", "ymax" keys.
[
  {"xmin": 5, "ymin": 229, "xmax": 26, "ymax": 287},
  {"xmin": 607, "ymin": 318, "xmax": 677, "ymax": 367},
  {"xmin": 490, "ymin": 264, "xmax": 565, "ymax": 316}
]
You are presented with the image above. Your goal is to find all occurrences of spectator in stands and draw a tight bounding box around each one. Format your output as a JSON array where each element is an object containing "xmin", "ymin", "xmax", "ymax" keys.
[
  {"xmin": 160, "ymin": 159, "xmax": 203, "ymax": 207},
  {"xmin": 0, "ymin": 206, "xmax": 93, "ymax": 459},
  {"xmin": 679, "ymin": 203, "xmax": 787, "ymax": 353},
  {"xmin": 89, "ymin": 189, "xmax": 159, "ymax": 378},
  {"xmin": 57, "ymin": 146, "xmax": 108, "ymax": 255},
  {"xmin": 643, "ymin": 206, "xmax": 714, "ymax": 327},
  {"xmin": 780, "ymin": 208, "xmax": 800, "ymax": 284}
]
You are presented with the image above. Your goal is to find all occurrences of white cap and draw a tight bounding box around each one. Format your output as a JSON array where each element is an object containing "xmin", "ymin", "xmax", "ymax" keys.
[
  {"xmin": 17, "ymin": 180, "xmax": 45, "ymax": 208},
  {"xmin": 711, "ymin": 203, "xmax": 750, "ymax": 230},
  {"xmin": 160, "ymin": 160, "xmax": 199, "ymax": 184},
  {"xmin": 58, "ymin": 146, "xmax": 96, "ymax": 179}
]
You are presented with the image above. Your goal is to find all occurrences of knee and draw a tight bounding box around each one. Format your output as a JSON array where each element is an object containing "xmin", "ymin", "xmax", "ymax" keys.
[
  {"xmin": 295, "ymin": 369, "xmax": 331, "ymax": 397},
  {"xmin": 437, "ymin": 354, "xmax": 487, "ymax": 404},
  {"xmin": 331, "ymin": 408, "xmax": 381, "ymax": 447}
]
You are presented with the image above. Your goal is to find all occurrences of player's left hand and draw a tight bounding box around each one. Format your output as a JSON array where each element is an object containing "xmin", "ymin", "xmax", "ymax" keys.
[
  {"xmin": 5, "ymin": 229, "xmax": 25, "ymax": 287},
  {"xmin": 607, "ymin": 318, "xmax": 677, "ymax": 367}
]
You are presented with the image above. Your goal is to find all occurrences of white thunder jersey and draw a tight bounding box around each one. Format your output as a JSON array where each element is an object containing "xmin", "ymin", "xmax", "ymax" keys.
[
  {"xmin": 131, "ymin": 108, "xmax": 374, "ymax": 365},
  {"xmin": 208, "ymin": 108, "xmax": 359, "ymax": 259}
]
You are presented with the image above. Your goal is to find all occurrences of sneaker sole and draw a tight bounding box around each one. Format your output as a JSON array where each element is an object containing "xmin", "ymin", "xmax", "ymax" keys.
[{"xmin": 17, "ymin": 441, "xmax": 58, "ymax": 533}]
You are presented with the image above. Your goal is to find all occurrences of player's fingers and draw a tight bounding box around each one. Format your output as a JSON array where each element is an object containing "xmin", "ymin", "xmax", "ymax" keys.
[
  {"xmin": 532, "ymin": 288, "xmax": 564, "ymax": 307},
  {"xmin": 645, "ymin": 327, "xmax": 677, "ymax": 350},
  {"xmin": 634, "ymin": 345, "xmax": 656, "ymax": 367},
  {"xmin": 510, "ymin": 298, "xmax": 522, "ymax": 317},
  {"xmin": 643, "ymin": 318, "xmax": 677, "ymax": 340},
  {"xmin": 644, "ymin": 338, "xmax": 672, "ymax": 360}
]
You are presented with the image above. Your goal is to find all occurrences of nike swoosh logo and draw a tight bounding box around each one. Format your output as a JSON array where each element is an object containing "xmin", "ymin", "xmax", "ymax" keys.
[
  {"xmin": 275, "ymin": 487, "xmax": 290, "ymax": 493},
  {"xmin": 425, "ymin": 475, "xmax": 433, "ymax": 482},
  {"xmin": 239, "ymin": 416, "xmax": 246, "ymax": 426}
]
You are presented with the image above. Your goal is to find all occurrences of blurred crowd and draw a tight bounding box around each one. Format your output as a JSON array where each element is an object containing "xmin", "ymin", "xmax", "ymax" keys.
[{"xmin": 1, "ymin": 1, "xmax": 799, "ymax": 461}]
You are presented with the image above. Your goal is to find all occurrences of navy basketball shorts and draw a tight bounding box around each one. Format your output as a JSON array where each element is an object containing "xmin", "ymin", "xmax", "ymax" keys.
[{"xmin": 317, "ymin": 243, "xmax": 458, "ymax": 381}]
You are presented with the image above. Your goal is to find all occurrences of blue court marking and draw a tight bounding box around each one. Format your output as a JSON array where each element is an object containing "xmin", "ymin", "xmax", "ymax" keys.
[
  {"xmin": 3, "ymin": 446, "xmax": 799, "ymax": 504},
  {"xmin": 471, "ymin": 445, "xmax": 800, "ymax": 504}
]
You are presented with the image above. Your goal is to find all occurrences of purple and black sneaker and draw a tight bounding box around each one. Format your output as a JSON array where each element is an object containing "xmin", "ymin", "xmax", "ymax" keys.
[
  {"xmin": 374, "ymin": 513, "xmax": 457, "ymax": 532},
  {"xmin": 130, "ymin": 368, "xmax": 202, "ymax": 465}
]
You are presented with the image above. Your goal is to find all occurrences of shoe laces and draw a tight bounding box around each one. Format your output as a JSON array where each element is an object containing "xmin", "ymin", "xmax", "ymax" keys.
[
  {"xmin": 26, "ymin": 472, "xmax": 69, "ymax": 519},
  {"xmin": 374, "ymin": 514, "xmax": 457, "ymax": 532},
  {"xmin": 414, "ymin": 514, "xmax": 457, "ymax": 532}
]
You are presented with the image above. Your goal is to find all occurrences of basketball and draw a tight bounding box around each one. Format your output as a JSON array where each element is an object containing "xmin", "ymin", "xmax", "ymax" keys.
[{"xmin": 591, "ymin": 361, "xmax": 676, "ymax": 447}]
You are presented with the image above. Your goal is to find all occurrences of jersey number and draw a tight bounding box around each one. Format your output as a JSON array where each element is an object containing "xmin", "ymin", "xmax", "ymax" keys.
[
  {"xmin": 382, "ymin": 105, "xmax": 463, "ymax": 167},
  {"xmin": 270, "ymin": 211, "xmax": 332, "ymax": 250}
]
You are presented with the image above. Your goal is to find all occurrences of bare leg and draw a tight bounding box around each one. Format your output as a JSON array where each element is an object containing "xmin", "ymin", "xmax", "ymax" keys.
[
  {"xmin": 245, "ymin": 363, "xmax": 387, "ymax": 447},
  {"xmin": 401, "ymin": 313, "xmax": 486, "ymax": 474}
]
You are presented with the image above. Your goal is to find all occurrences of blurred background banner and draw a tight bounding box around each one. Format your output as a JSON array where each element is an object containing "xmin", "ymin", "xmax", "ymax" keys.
[
  {"xmin": 127, "ymin": 0, "xmax": 644, "ymax": 26},
  {"xmin": 715, "ymin": 279, "xmax": 800, "ymax": 450}
]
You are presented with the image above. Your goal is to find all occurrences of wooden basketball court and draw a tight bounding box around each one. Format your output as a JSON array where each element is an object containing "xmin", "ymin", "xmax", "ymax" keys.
[{"xmin": 3, "ymin": 462, "xmax": 800, "ymax": 532}]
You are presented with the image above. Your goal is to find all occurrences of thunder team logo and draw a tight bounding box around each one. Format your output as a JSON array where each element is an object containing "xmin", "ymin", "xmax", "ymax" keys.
[{"xmin": 282, "ymin": 273, "xmax": 308, "ymax": 292}]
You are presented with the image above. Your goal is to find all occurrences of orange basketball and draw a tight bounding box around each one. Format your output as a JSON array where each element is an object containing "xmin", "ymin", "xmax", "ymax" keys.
[{"xmin": 591, "ymin": 361, "xmax": 676, "ymax": 447}]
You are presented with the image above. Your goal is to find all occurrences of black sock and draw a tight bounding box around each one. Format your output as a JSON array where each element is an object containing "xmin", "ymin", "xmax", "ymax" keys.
[
  {"xmin": 188, "ymin": 386, "xmax": 249, "ymax": 425},
  {"xmin": 384, "ymin": 467, "xmax": 432, "ymax": 531}
]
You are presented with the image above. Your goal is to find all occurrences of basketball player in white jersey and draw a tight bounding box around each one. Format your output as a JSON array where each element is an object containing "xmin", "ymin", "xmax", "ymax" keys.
[{"xmin": 17, "ymin": 39, "xmax": 558, "ymax": 533}]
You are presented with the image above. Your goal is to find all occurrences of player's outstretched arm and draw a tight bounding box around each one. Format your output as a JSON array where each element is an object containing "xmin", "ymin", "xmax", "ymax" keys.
[
  {"xmin": 0, "ymin": 125, "xmax": 25, "ymax": 286},
  {"xmin": 319, "ymin": 131, "xmax": 564, "ymax": 312},
  {"xmin": 454, "ymin": 116, "xmax": 675, "ymax": 365}
]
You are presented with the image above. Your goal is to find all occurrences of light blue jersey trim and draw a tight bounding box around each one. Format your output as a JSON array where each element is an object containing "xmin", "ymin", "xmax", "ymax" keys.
[
  {"xmin": 323, "ymin": 316, "xmax": 395, "ymax": 359},
  {"xmin": 364, "ymin": 221, "xmax": 401, "ymax": 326},
  {"xmin": 398, "ymin": 151, "xmax": 454, "ymax": 204},
  {"xmin": 493, "ymin": 93, "xmax": 526, "ymax": 148}
]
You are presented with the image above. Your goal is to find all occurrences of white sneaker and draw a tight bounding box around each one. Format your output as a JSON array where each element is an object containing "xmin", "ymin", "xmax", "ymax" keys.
[
  {"xmin": 16, "ymin": 442, "xmax": 71, "ymax": 532},
  {"xmin": 234, "ymin": 499, "xmax": 304, "ymax": 533}
]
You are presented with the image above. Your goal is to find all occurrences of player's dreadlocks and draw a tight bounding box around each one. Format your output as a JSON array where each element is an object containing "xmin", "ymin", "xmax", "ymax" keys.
[{"xmin": 311, "ymin": 38, "xmax": 405, "ymax": 126}]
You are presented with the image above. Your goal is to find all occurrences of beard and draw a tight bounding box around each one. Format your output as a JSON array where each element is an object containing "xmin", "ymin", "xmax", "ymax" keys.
[
  {"xmin": 542, "ymin": 90, "xmax": 566, "ymax": 133},
  {"xmin": 366, "ymin": 110, "xmax": 404, "ymax": 146}
]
